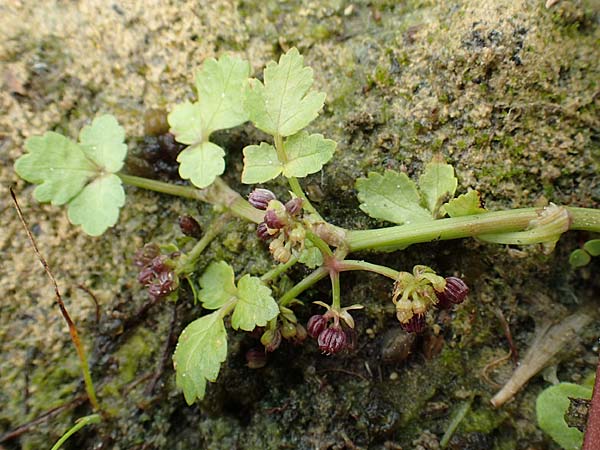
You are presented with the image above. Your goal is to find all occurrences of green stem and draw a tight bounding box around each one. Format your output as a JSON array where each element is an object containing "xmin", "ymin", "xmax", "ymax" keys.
[
  {"xmin": 440, "ymin": 398, "xmax": 473, "ymax": 448},
  {"xmin": 279, "ymin": 267, "xmax": 329, "ymax": 306},
  {"xmin": 331, "ymin": 272, "xmax": 341, "ymax": 310},
  {"xmin": 50, "ymin": 414, "xmax": 101, "ymax": 450},
  {"xmin": 261, "ymin": 256, "xmax": 299, "ymax": 283},
  {"xmin": 118, "ymin": 173, "xmax": 263, "ymax": 223},
  {"xmin": 346, "ymin": 207, "xmax": 600, "ymax": 252},
  {"xmin": 176, "ymin": 215, "xmax": 229, "ymax": 276},
  {"xmin": 305, "ymin": 230, "xmax": 333, "ymax": 257},
  {"xmin": 338, "ymin": 260, "xmax": 401, "ymax": 280}
]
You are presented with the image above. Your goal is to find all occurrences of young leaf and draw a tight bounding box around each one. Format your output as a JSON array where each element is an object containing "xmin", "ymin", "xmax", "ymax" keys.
[
  {"xmin": 173, "ymin": 310, "xmax": 228, "ymax": 405},
  {"xmin": 244, "ymin": 47, "xmax": 326, "ymax": 137},
  {"xmin": 418, "ymin": 159, "xmax": 457, "ymax": 218},
  {"xmin": 231, "ymin": 275, "xmax": 278, "ymax": 331},
  {"xmin": 536, "ymin": 382, "xmax": 592, "ymax": 450},
  {"xmin": 78, "ymin": 114, "xmax": 127, "ymax": 172},
  {"xmin": 298, "ymin": 246, "xmax": 323, "ymax": 269},
  {"xmin": 282, "ymin": 132, "xmax": 336, "ymax": 178},
  {"xmin": 569, "ymin": 249, "xmax": 591, "ymax": 268},
  {"xmin": 356, "ymin": 170, "xmax": 432, "ymax": 225},
  {"xmin": 67, "ymin": 174, "xmax": 125, "ymax": 236},
  {"xmin": 14, "ymin": 132, "xmax": 97, "ymax": 205},
  {"xmin": 198, "ymin": 261, "xmax": 237, "ymax": 310},
  {"xmin": 195, "ymin": 55, "xmax": 250, "ymax": 135},
  {"xmin": 583, "ymin": 239, "xmax": 600, "ymax": 256},
  {"xmin": 168, "ymin": 101, "xmax": 204, "ymax": 145},
  {"xmin": 177, "ymin": 141, "xmax": 226, "ymax": 189},
  {"xmin": 444, "ymin": 190, "xmax": 486, "ymax": 217},
  {"xmin": 241, "ymin": 142, "xmax": 282, "ymax": 184}
]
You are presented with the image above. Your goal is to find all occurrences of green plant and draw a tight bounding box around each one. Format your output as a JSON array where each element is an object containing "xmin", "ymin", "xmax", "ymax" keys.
[{"xmin": 13, "ymin": 48, "xmax": 600, "ymax": 409}]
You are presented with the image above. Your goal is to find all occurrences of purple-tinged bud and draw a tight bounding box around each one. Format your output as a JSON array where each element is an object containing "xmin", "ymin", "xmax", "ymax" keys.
[
  {"xmin": 318, "ymin": 326, "xmax": 348, "ymax": 355},
  {"xmin": 307, "ymin": 315, "xmax": 328, "ymax": 338},
  {"xmin": 138, "ymin": 266, "xmax": 156, "ymax": 285},
  {"xmin": 400, "ymin": 314, "xmax": 425, "ymax": 333},
  {"xmin": 264, "ymin": 209, "xmax": 286, "ymax": 229},
  {"xmin": 285, "ymin": 198, "xmax": 303, "ymax": 216},
  {"xmin": 148, "ymin": 271, "xmax": 176, "ymax": 300},
  {"xmin": 178, "ymin": 215, "xmax": 202, "ymax": 238},
  {"xmin": 245, "ymin": 348, "xmax": 267, "ymax": 369},
  {"xmin": 134, "ymin": 243, "xmax": 160, "ymax": 268},
  {"xmin": 256, "ymin": 222, "xmax": 271, "ymax": 241},
  {"xmin": 248, "ymin": 188, "xmax": 277, "ymax": 210},
  {"xmin": 435, "ymin": 277, "xmax": 469, "ymax": 309},
  {"xmin": 150, "ymin": 255, "xmax": 168, "ymax": 273},
  {"xmin": 260, "ymin": 329, "xmax": 282, "ymax": 352}
]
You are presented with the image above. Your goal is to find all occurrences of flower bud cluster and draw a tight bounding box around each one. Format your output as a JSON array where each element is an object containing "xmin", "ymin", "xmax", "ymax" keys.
[
  {"xmin": 258, "ymin": 307, "xmax": 307, "ymax": 354},
  {"xmin": 392, "ymin": 265, "xmax": 468, "ymax": 333},
  {"xmin": 134, "ymin": 244, "xmax": 179, "ymax": 301},
  {"xmin": 306, "ymin": 302, "xmax": 363, "ymax": 355},
  {"xmin": 248, "ymin": 189, "xmax": 306, "ymax": 264}
]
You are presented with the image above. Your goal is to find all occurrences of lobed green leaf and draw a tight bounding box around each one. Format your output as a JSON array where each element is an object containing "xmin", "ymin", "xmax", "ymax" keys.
[
  {"xmin": 78, "ymin": 114, "xmax": 127, "ymax": 172},
  {"xmin": 173, "ymin": 310, "xmax": 228, "ymax": 405},
  {"xmin": 444, "ymin": 190, "xmax": 486, "ymax": 217},
  {"xmin": 298, "ymin": 246, "xmax": 323, "ymax": 269},
  {"xmin": 198, "ymin": 261, "xmax": 237, "ymax": 309},
  {"xmin": 177, "ymin": 141, "xmax": 225, "ymax": 188},
  {"xmin": 195, "ymin": 55, "xmax": 250, "ymax": 135},
  {"xmin": 231, "ymin": 275, "xmax": 278, "ymax": 331},
  {"xmin": 168, "ymin": 101, "xmax": 204, "ymax": 145},
  {"xmin": 241, "ymin": 142, "xmax": 282, "ymax": 184},
  {"xmin": 282, "ymin": 132, "xmax": 336, "ymax": 178},
  {"xmin": 15, "ymin": 132, "xmax": 97, "ymax": 205},
  {"xmin": 244, "ymin": 48, "xmax": 326, "ymax": 137},
  {"xmin": 356, "ymin": 170, "xmax": 432, "ymax": 225},
  {"xmin": 67, "ymin": 174, "xmax": 125, "ymax": 236},
  {"xmin": 418, "ymin": 159, "xmax": 457, "ymax": 218}
]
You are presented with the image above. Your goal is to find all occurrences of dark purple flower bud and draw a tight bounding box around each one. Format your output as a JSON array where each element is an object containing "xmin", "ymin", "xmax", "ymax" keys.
[
  {"xmin": 264, "ymin": 209, "xmax": 285, "ymax": 229},
  {"xmin": 307, "ymin": 315, "xmax": 328, "ymax": 338},
  {"xmin": 435, "ymin": 277, "xmax": 469, "ymax": 309},
  {"xmin": 138, "ymin": 266, "xmax": 156, "ymax": 285},
  {"xmin": 178, "ymin": 215, "xmax": 202, "ymax": 238},
  {"xmin": 148, "ymin": 271, "xmax": 176, "ymax": 300},
  {"xmin": 284, "ymin": 198, "xmax": 303, "ymax": 216},
  {"xmin": 400, "ymin": 314, "xmax": 425, "ymax": 333},
  {"xmin": 248, "ymin": 188, "xmax": 277, "ymax": 210},
  {"xmin": 150, "ymin": 255, "xmax": 168, "ymax": 273},
  {"xmin": 245, "ymin": 348, "xmax": 267, "ymax": 369},
  {"xmin": 134, "ymin": 243, "xmax": 160, "ymax": 268},
  {"xmin": 318, "ymin": 326, "xmax": 347, "ymax": 354},
  {"xmin": 256, "ymin": 222, "xmax": 270, "ymax": 241}
]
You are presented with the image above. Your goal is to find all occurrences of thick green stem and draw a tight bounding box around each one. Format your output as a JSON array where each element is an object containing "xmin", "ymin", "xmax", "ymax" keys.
[
  {"xmin": 338, "ymin": 260, "xmax": 401, "ymax": 280},
  {"xmin": 279, "ymin": 267, "xmax": 328, "ymax": 306},
  {"xmin": 118, "ymin": 173, "xmax": 263, "ymax": 223},
  {"xmin": 346, "ymin": 207, "xmax": 600, "ymax": 252}
]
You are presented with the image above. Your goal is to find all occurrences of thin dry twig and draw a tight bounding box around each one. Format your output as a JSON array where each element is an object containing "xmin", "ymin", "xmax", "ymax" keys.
[
  {"xmin": 10, "ymin": 188, "xmax": 99, "ymax": 411},
  {"xmin": 78, "ymin": 284, "xmax": 101, "ymax": 325}
]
